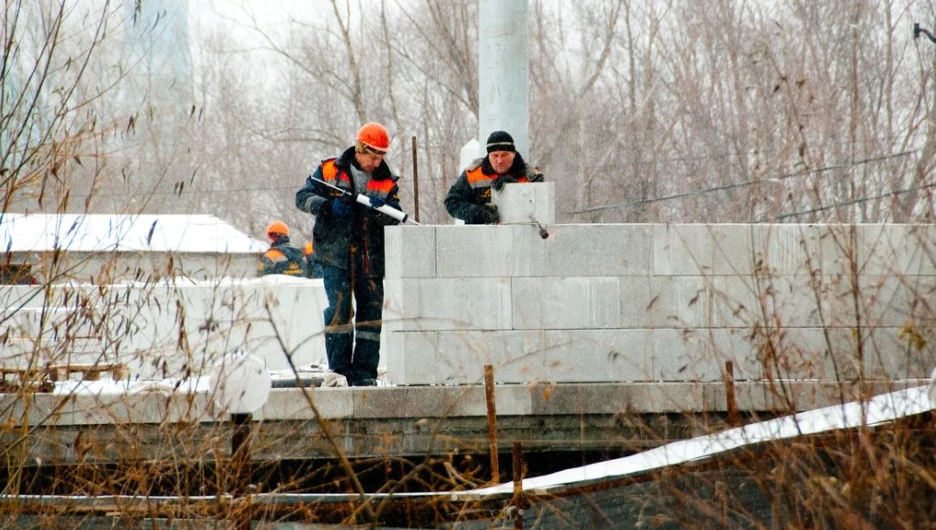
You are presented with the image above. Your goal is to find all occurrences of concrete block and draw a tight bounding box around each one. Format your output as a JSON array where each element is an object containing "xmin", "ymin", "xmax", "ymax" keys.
[
  {"xmin": 649, "ymin": 276, "xmax": 716, "ymax": 329},
  {"xmin": 492, "ymin": 181, "xmax": 555, "ymax": 224},
  {"xmin": 437, "ymin": 330, "xmax": 544, "ymax": 384},
  {"xmin": 399, "ymin": 387, "xmax": 447, "ymax": 418},
  {"xmin": 752, "ymin": 224, "xmax": 856, "ymax": 277},
  {"xmin": 743, "ymin": 327, "xmax": 860, "ymax": 380},
  {"xmin": 653, "ymin": 224, "xmax": 718, "ymax": 276},
  {"xmin": 0, "ymin": 338, "xmax": 50, "ymax": 370},
  {"xmin": 541, "ymin": 329, "xmax": 654, "ymax": 383},
  {"xmin": 441, "ymin": 386, "xmax": 487, "ymax": 416},
  {"xmin": 512, "ymin": 277, "xmax": 621, "ymax": 330},
  {"xmin": 161, "ymin": 391, "xmax": 215, "ymax": 423},
  {"xmin": 381, "ymin": 278, "xmax": 513, "ymax": 332},
  {"xmin": 0, "ymin": 307, "xmax": 66, "ymax": 338},
  {"xmin": 385, "ymin": 331, "xmax": 438, "ymax": 386},
  {"xmin": 435, "ymin": 225, "xmax": 546, "ymax": 278},
  {"xmin": 652, "ymin": 328, "xmax": 760, "ymax": 381},
  {"xmin": 351, "ymin": 386, "xmax": 405, "ymax": 419},
  {"xmin": 710, "ymin": 224, "xmax": 757, "ymax": 275},
  {"xmin": 0, "ymin": 285, "xmax": 49, "ymax": 309},
  {"xmin": 714, "ymin": 275, "xmax": 825, "ymax": 329},
  {"xmin": 488, "ymin": 383, "xmax": 534, "ymax": 415},
  {"xmin": 620, "ymin": 277, "xmax": 653, "ymax": 328},
  {"xmin": 69, "ymin": 392, "xmax": 168, "ymax": 425},
  {"xmin": 714, "ymin": 380, "xmax": 875, "ymax": 412},
  {"xmin": 545, "ymin": 224, "xmax": 652, "ymax": 277},
  {"xmin": 862, "ymin": 224, "xmax": 936, "ymax": 276},
  {"xmin": 862, "ymin": 326, "xmax": 936, "ymax": 379},
  {"xmin": 164, "ymin": 281, "xmax": 329, "ymax": 373},
  {"xmin": 824, "ymin": 275, "xmax": 936, "ymax": 329},
  {"xmin": 0, "ymin": 393, "xmax": 72, "ymax": 427},
  {"xmin": 438, "ymin": 384, "xmax": 533, "ymax": 417},
  {"xmin": 530, "ymin": 383, "xmax": 705, "ymax": 414},
  {"xmin": 262, "ymin": 387, "xmax": 353, "ymax": 420},
  {"xmin": 384, "ymin": 225, "xmax": 437, "ymax": 279}
]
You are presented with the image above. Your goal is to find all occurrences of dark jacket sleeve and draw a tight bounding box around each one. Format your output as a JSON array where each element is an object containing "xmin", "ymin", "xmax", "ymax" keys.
[
  {"xmin": 296, "ymin": 166, "xmax": 330, "ymax": 216},
  {"xmin": 444, "ymin": 172, "xmax": 488, "ymax": 224}
]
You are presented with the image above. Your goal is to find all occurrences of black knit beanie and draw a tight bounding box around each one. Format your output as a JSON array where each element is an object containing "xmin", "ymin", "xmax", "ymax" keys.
[{"xmin": 486, "ymin": 131, "xmax": 516, "ymax": 153}]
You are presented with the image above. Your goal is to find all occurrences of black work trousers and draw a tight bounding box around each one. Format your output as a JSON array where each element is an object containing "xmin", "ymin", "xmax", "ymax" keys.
[{"xmin": 321, "ymin": 261, "xmax": 383, "ymax": 385}]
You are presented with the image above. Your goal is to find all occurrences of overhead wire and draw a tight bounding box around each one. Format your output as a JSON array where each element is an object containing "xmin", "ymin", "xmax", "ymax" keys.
[
  {"xmin": 568, "ymin": 149, "xmax": 920, "ymax": 215},
  {"xmin": 766, "ymin": 181, "xmax": 936, "ymax": 222}
]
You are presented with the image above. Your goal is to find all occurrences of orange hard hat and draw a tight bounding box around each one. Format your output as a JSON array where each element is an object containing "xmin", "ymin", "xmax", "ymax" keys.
[
  {"xmin": 356, "ymin": 122, "xmax": 390, "ymax": 153},
  {"xmin": 266, "ymin": 221, "xmax": 289, "ymax": 239},
  {"xmin": 303, "ymin": 241, "xmax": 314, "ymax": 255}
]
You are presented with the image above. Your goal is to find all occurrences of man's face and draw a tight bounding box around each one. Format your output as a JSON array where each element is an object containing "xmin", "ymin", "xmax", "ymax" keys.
[
  {"xmin": 355, "ymin": 151, "xmax": 385, "ymax": 173},
  {"xmin": 489, "ymin": 150, "xmax": 515, "ymax": 175}
]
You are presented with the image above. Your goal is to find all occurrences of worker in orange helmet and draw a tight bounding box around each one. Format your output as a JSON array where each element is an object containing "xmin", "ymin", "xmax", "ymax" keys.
[
  {"xmin": 295, "ymin": 122, "xmax": 405, "ymax": 386},
  {"xmin": 257, "ymin": 221, "xmax": 308, "ymax": 277}
]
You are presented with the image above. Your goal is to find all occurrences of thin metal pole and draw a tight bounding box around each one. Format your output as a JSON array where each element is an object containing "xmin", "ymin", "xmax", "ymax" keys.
[
  {"xmin": 512, "ymin": 441, "xmax": 524, "ymax": 530},
  {"xmin": 231, "ymin": 412, "xmax": 252, "ymax": 530},
  {"xmin": 725, "ymin": 361, "xmax": 738, "ymax": 426},
  {"xmin": 411, "ymin": 135, "xmax": 420, "ymax": 223},
  {"xmin": 484, "ymin": 364, "xmax": 500, "ymax": 483}
]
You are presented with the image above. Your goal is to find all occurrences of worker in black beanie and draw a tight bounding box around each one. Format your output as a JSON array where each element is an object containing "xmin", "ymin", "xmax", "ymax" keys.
[{"xmin": 444, "ymin": 131, "xmax": 544, "ymax": 224}]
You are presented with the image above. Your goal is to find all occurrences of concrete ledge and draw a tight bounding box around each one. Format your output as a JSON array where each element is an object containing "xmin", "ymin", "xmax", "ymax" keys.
[
  {"xmin": 5, "ymin": 380, "xmax": 925, "ymax": 427},
  {"xmin": 4, "ymin": 380, "xmax": 927, "ymax": 464}
]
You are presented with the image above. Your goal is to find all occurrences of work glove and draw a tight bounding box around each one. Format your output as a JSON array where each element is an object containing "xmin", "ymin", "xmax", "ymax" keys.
[
  {"xmin": 331, "ymin": 197, "xmax": 352, "ymax": 218},
  {"xmin": 492, "ymin": 175, "xmax": 516, "ymax": 192},
  {"xmin": 369, "ymin": 196, "xmax": 386, "ymax": 208},
  {"xmin": 477, "ymin": 204, "xmax": 499, "ymax": 224}
]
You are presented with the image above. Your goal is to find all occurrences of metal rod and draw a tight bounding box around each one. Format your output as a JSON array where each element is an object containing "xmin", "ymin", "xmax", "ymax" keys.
[
  {"xmin": 412, "ymin": 135, "xmax": 420, "ymax": 223},
  {"xmin": 484, "ymin": 364, "xmax": 500, "ymax": 483},
  {"xmin": 725, "ymin": 361, "xmax": 738, "ymax": 426},
  {"xmin": 231, "ymin": 412, "xmax": 252, "ymax": 530},
  {"xmin": 512, "ymin": 440, "xmax": 524, "ymax": 530},
  {"xmin": 528, "ymin": 214, "xmax": 548, "ymax": 239}
]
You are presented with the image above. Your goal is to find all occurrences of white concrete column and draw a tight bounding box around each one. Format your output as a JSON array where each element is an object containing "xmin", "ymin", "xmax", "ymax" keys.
[{"xmin": 478, "ymin": 0, "xmax": 529, "ymax": 155}]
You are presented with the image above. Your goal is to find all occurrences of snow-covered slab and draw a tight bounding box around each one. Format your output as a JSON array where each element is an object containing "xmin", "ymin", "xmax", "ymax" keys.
[
  {"xmin": 0, "ymin": 213, "xmax": 266, "ymax": 253},
  {"xmin": 471, "ymin": 384, "xmax": 935, "ymax": 496}
]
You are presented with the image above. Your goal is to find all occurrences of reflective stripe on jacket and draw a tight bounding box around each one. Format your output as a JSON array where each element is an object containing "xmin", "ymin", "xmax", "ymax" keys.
[{"xmin": 258, "ymin": 239, "xmax": 308, "ymax": 277}]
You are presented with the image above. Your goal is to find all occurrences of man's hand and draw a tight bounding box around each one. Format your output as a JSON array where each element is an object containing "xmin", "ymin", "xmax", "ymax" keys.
[
  {"xmin": 478, "ymin": 204, "xmax": 499, "ymax": 224},
  {"xmin": 492, "ymin": 176, "xmax": 516, "ymax": 191},
  {"xmin": 331, "ymin": 197, "xmax": 352, "ymax": 218},
  {"xmin": 369, "ymin": 196, "xmax": 386, "ymax": 208}
]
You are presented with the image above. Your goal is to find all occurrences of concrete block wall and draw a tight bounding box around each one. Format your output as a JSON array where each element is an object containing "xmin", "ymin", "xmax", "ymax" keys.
[
  {"xmin": 9, "ymin": 251, "xmax": 260, "ymax": 283},
  {"xmin": 4, "ymin": 222, "xmax": 934, "ymax": 386},
  {"xmin": 384, "ymin": 223, "xmax": 936, "ymax": 385},
  {"xmin": 0, "ymin": 277, "xmax": 330, "ymax": 379}
]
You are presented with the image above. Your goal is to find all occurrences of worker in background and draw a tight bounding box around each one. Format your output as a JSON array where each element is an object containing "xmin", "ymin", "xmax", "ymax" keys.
[
  {"xmin": 295, "ymin": 122, "xmax": 403, "ymax": 386},
  {"xmin": 444, "ymin": 130, "xmax": 544, "ymax": 224},
  {"xmin": 257, "ymin": 221, "xmax": 308, "ymax": 277},
  {"xmin": 302, "ymin": 240, "xmax": 324, "ymax": 278}
]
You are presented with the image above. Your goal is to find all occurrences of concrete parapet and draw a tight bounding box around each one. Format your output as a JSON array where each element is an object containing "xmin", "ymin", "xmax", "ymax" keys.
[
  {"xmin": 5, "ymin": 223, "xmax": 934, "ymax": 388},
  {"xmin": 385, "ymin": 223, "xmax": 936, "ymax": 386},
  {"xmin": 0, "ymin": 277, "xmax": 330, "ymax": 380}
]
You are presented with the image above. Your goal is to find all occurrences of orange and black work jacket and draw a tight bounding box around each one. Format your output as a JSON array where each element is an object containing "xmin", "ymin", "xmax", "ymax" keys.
[
  {"xmin": 295, "ymin": 146, "xmax": 402, "ymax": 277},
  {"xmin": 444, "ymin": 156, "xmax": 544, "ymax": 224},
  {"xmin": 258, "ymin": 237, "xmax": 308, "ymax": 277}
]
